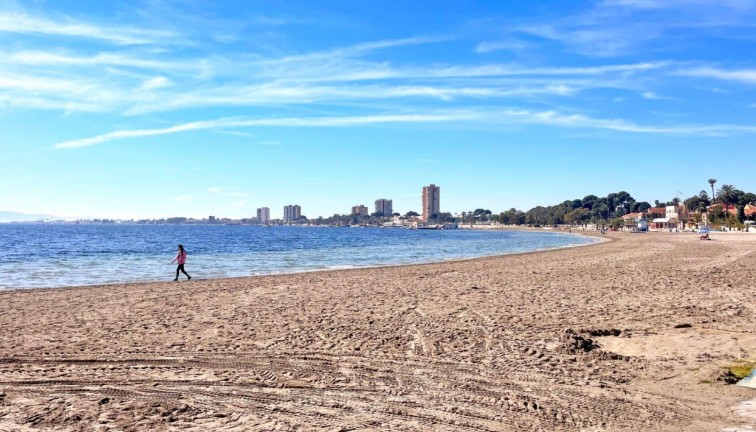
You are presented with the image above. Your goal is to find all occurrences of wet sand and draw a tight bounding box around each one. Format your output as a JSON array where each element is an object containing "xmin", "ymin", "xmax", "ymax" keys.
[{"xmin": 1, "ymin": 232, "xmax": 755, "ymax": 431}]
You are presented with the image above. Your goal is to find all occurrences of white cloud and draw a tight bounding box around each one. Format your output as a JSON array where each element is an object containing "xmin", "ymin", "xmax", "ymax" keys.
[
  {"xmin": 4, "ymin": 51, "xmax": 188, "ymax": 70},
  {"xmin": 674, "ymin": 66, "xmax": 756, "ymax": 84},
  {"xmin": 499, "ymin": 108, "xmax": 756, "ymax": 135},
  {"xmin": 640, "ymin": 91, "xmax": 678, "ymax": 101},
  {"xmin": 51, "ymin": 108, "xmax": 756, "ymax": 151},
  {"xmin": 0, "ymin": 10, "xmax": 174, "ymax": 45},
  {"xmin": 140, "ymin": 76, "xmax": 171, "ymax": 90},
  {"xmin": 474, "ymin": 40, "xmax": 530, "ymax": 54},
  {"xmin": 642, "ymin": 91, "xmax": 661, "ymax": 99}
]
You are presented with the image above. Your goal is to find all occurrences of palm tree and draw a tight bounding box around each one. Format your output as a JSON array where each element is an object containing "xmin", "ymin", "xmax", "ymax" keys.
[
  {"xmin": 708, "ymin": 179, "xmax": 717, "ymax": 201},
  {"xmin": 717, "ymin": 184, "xmax": 736, "ymax": 225}
]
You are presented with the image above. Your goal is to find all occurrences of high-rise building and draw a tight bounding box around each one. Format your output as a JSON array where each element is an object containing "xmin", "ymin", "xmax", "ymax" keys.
[
  {"xmin": 422, "ymin": 184, "xmax": 440, "ymax": 221},
  {"xmin": 256, "ymin": 207, "xmax": 270, "ymax": 224},
  {"xmin": 351, "ymin": 205, "xmax": 369, "ymax": 216},
  {"xmin": 374, "ymin": 199, "xmax": 393, "ymax": 216},
  {"xmin": 283, "ymin": 205, "xmax": 301, "ymax": 223}
]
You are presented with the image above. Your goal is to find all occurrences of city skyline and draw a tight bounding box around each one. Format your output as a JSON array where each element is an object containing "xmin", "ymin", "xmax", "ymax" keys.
[{"xmin": 2, "ymin": 1, "xmax": 756, "ymax": 219}]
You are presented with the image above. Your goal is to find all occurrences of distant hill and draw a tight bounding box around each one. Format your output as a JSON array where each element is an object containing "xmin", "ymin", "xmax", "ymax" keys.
[{"xmin": 0, "ymin": 211, "xmax": 72, "ymax": 222}]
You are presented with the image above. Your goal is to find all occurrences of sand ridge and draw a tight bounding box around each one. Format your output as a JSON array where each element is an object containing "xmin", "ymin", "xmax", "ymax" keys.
[{"xmin": 0, "ymin": 232, "xmax": 755, "ymax": 431}]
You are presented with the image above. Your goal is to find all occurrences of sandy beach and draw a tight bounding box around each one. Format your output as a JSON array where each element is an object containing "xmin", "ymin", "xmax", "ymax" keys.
[{"xmin": 1, "ymin": 232, "xmax": 755, "ymax": 431}]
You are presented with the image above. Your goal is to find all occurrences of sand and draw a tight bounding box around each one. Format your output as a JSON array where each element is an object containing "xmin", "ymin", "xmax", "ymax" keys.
[{"xmin": 0, "ymin": 231, "xmax": 755, "ymax": 431}]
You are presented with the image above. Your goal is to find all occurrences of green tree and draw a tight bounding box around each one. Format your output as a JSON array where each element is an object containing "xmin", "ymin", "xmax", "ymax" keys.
[
  {"xmin": 741, "ymin": 193, "xmax": 756, "ymax": 206},
  {"xmin": 610, "ymin": 217, "xmax": 625, "ymax": 229},
  {"xmin": 717, "ymin": 184, "xmax": 736, "ymax": 223},
  {"xmin": 565, "ymin": 208, "xmax": 590, "ymax": 226},
  {"xmin": 708, "ymin": 178, "xmax": 717, "ymax": 201},
  {"xmin": 582, "ymin": 195, "xmax": 598, "ymax": 210},
  {"xmin": 633, "ymin": 201, "xmax": 651, "ymax": 213}
]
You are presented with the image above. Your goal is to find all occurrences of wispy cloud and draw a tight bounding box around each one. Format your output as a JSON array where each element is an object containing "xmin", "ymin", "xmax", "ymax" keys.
[
  {"xmin": 474, "ymin": 39, "xmax": 530, "ymax": 54},
  {"xmin": 674, "ymin": 66, "xmax": 756, "ymax": 84},
  {"xmin": 53, "ymin": 112, "xmax": 476, "ymax": 149},
  {"xmin": 0, "ymin": 10, "xmax": 174, "ymax": 45},
  {"xmin": 51, "ymin": 107, "xmax": 756, "ymax": 151},
  {"xmin": 139, "ymin": 76, "xmax": 171, "ymax": 90},
  {"xmin": 499, "ymin": 108, "xmax": 756, "ymax": 135},
  {"xmin": 506, "ymin": 1, "xmax": 756, "ymax": 57},
  {"xmin": 641, "ymin": 91, "xmax": 677, "ymax": 101}
]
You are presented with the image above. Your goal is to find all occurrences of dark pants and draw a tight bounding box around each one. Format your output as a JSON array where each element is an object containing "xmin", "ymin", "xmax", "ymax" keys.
[{"xmin": 175, "ymin": 264, "xmax": 190, "ymax": 280}]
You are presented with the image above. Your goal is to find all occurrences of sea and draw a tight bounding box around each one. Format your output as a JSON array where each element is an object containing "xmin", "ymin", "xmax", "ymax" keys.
[{"xmin": 0, "ymin": 224, "xmax": 597, "ymax": 289}]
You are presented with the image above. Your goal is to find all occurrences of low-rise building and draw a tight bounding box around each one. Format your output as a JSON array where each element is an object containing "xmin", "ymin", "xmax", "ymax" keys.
[{"xmin": 351, "ymin": 205, "xmax": 369, "ymax": 216}]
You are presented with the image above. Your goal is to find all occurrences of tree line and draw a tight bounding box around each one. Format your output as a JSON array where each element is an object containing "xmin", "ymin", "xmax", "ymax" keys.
[{"xmin": 489, "ymin": 180, "xmax": 755, "ymax": 228}]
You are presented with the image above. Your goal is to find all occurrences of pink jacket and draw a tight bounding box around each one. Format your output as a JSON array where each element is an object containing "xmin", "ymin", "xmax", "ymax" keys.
[{"xmin": 175, "ymin": 251, "xmax": 186, "ymax": 265}]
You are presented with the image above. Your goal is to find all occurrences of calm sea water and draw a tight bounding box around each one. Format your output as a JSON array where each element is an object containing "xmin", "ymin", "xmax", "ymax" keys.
[{"xmin": 0, "ymin": 225, "xmax": 596, "ymax": 289}]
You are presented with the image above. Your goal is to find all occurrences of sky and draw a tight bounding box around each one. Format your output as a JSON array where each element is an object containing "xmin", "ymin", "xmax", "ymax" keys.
[{"xmin": 1, "ymin": 0, "xmax": 756, "ymax": 220}]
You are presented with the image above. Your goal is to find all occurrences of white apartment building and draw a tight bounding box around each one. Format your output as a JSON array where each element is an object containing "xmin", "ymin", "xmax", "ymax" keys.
[
  {"xmin": 256, "ymin": 207, "xmax": 270, "ymax": 224},
  {"xmin": 283, "ymin": 205, "xmax": 301, "ymax": 223}
]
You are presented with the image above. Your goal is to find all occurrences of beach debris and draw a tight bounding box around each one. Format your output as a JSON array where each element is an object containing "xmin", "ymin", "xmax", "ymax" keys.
[
  {"xmin": 718, "ymin": 370, "xmax": 740, "ymax": 385},
  {"xmin": 673, "ymin": 323, "xmax": 692, "ymax": 329},
  {"xmin": 99, "ymin": 397, "xmax": 110, "ymax": 405},
  {"xmin": 561, "ymin": 329, "xmax": 599, "ymax": 353},
  {"xmin": 560, "ymin": 329, "xmax": 632, "ymax": 361},
  {"xmin": 585, "ymin": 329, "xmax": 622, "ymax": 337}
]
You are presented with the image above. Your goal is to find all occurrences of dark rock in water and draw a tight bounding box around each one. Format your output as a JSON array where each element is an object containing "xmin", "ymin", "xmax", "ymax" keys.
[{"xmin": 674, "ymin": 323, "xmax": 692, "ymax": 329}]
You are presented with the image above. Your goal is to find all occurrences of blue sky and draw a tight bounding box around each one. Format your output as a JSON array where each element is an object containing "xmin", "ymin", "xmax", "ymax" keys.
[{"xmin": 1, "ymin": 0, "xmax": 756, "ymax": 219}]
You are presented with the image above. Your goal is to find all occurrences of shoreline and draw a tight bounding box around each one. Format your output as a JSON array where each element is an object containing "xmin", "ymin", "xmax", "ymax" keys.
[
  {"xmin": 1, "ymin": 232, "xmax": 754, "ymax": 430},
  {"xmin": 2, "ymin": 229, "xmax": 603, "ymax": 292}
]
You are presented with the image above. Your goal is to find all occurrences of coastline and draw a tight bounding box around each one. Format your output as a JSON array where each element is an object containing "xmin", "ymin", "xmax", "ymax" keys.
[
  {"xmin": 1, "ymin": 228, "xmax": 600, "ymax": 292},
  {"xmin": 1, "ymin": 232, "xmax": 755, "ymax": 430}
]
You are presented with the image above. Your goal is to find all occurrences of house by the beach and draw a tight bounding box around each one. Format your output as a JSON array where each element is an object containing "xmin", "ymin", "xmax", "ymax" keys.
[
  {"xmin": 707, "ymin": 203, "xmax": 738, "ymax": 217},
  {"xmin": 706, "ymin": 203, "xmax": 756, "ymax": 219},
  {"xmin": 622, "ymin": 212, "xmax": 645, "ymax": 230},
  {"xmin": 647, "ymin": 205, "xmax": 685, "ymax": 230}
]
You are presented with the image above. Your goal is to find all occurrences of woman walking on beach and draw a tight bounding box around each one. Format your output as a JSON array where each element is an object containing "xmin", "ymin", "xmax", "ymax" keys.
[{"xmin": 171, "ymin": 244, "xmax": 191, "ymax": 281}]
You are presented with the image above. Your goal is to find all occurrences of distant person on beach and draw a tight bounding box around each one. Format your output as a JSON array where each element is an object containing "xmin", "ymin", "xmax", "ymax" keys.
[{"xmin": 171, "ymin": 244, "xmax": 191, "ymax": 281}]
